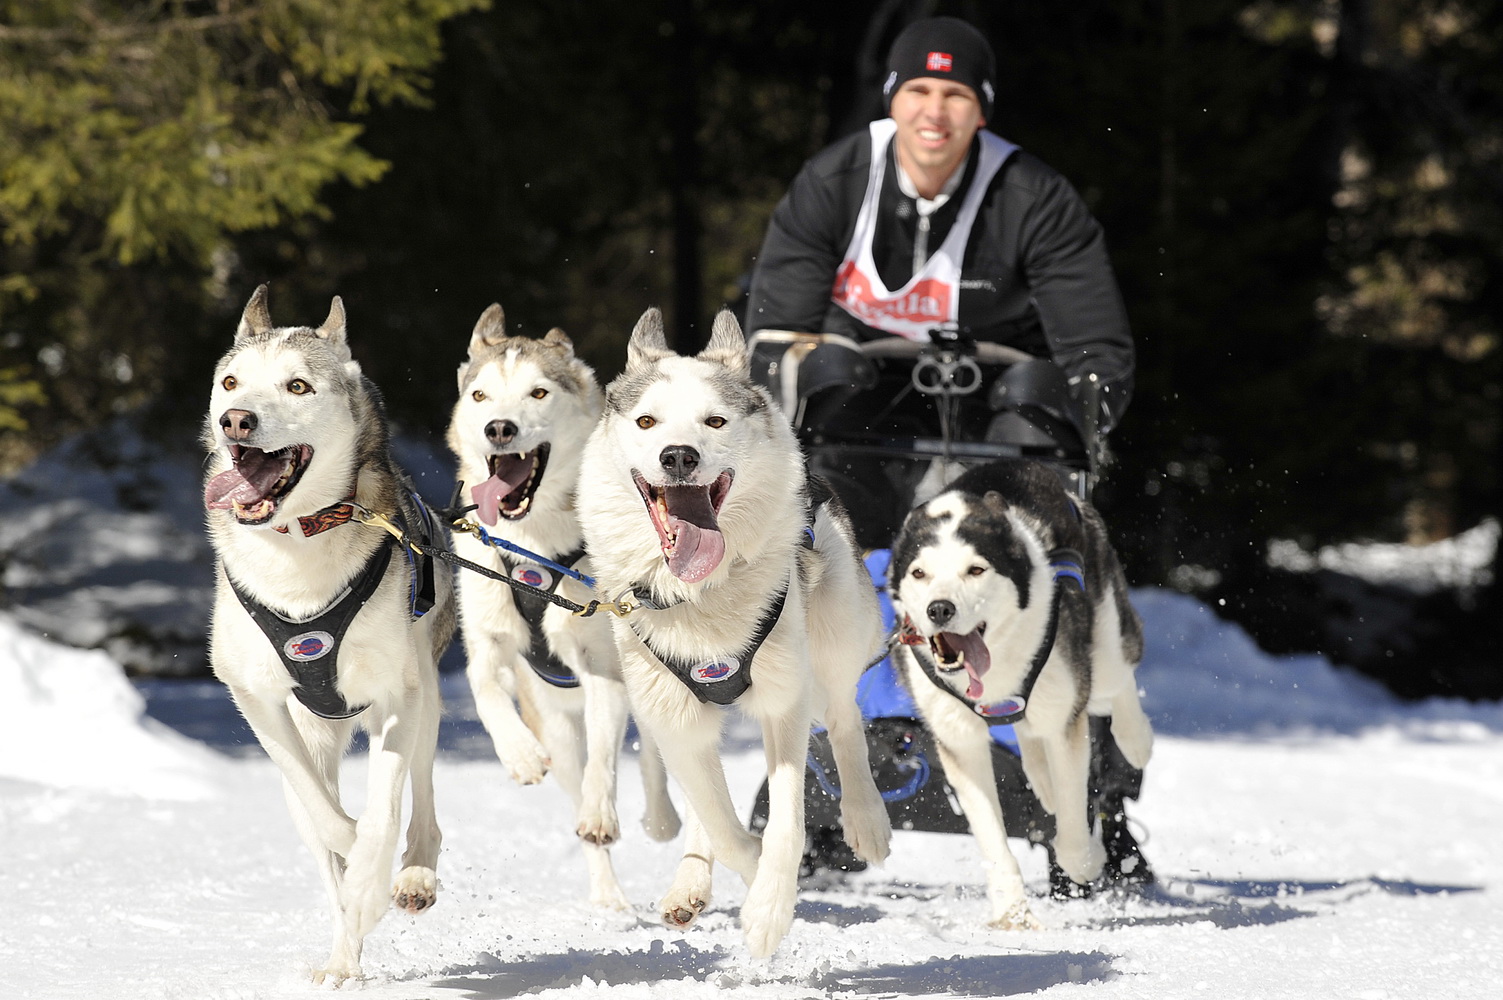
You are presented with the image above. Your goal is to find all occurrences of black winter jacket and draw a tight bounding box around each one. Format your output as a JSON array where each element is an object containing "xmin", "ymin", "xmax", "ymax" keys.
[{"xmin": 746, "ymin": 126, "xmax": 1135, "ymax": 423}]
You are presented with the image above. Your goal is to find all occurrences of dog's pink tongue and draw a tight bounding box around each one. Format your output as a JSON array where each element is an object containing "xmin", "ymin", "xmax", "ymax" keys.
[
  {"xmin": 470, "ymin": 457, "xmax": 534, "ymax": 526},
  {"xmin": 663, "ymin": 484, "xmax": 725, "ymax": 582},
  {"xmin": 204, "ymin": 450, "xmax": 284, "ymax": 510},
  {"xmin": 944, "ymin": 630, "xmax": 992, "ymax": 699},
  {"xmin": 666, "ymin": 520, "xmax": 726, "ymax": 581}
]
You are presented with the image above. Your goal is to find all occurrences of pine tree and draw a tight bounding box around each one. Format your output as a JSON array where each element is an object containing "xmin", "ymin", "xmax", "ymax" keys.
[{"xmin": 0, "ymin": 0, "xmax": 486, "ymax": 468}]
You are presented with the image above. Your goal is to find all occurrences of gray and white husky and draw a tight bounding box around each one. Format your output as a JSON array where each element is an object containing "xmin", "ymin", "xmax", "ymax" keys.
[
  {"xmin": 203, "ymin": 286, "xmax": 455, "ymax": 985},
  {"xmin": 888, "ymin": 459, "xmax": 1153, "ymax": 929},
  {"xmin": 576, "ymin": 308, "xmax": 892, "ymax": 957},
  {"xmin": 446, "ymin": 304, "xmax": 678, "ymax": 909}
]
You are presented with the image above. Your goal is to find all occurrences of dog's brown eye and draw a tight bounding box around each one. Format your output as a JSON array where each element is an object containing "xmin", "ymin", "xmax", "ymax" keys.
[
  {"xmin": 968, "ymin": 565, "xmax": 987, "ymax": 577},
  {"xmin": 221, "ymin": 375, "xmax": 237, "ymax": 391},
  {"xmin": 911, "ymin": 567, "xmax": 927, "ymax": 580},
  {"xmin": 531, "ymin": 387, "xmax": 548, "ymax": 400},
  {"xmin": 472, "ymin": 390, "xmax": 486, "ymax": 402},
  {"xmin": 287, "ymin": 379, "xmax": 313, "ymax": 395},
  {"xmin": 636, "ymin": 415, "xmax": 655, "ymax": 429},
  {"xmin": 705, "ymin": 415, "xmax": 726, "ymax": 429}
]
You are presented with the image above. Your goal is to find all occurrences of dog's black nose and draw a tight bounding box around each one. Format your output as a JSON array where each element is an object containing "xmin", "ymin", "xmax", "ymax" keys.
[
  {"xmin": 219, "ymin": 409, "xmax": 258, "ymax": 441},
  {"xmin": 659, "ymin": 445, "xmax": 700, "ymax": 478},
  {"xmin": 927, "ymin": 600, "xmax": 956, "ymax": 627},
  {"xmin": 485, "ymin": 419, "xmax": 518, "ymax": 446}
]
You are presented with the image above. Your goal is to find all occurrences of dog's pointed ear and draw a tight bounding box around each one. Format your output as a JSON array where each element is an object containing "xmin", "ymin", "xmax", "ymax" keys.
[
  {"xmin": 235, "ymin": 284, "xmax": 272, "ymax": 343},
  {"xmin": 542, "ymin": 326, "xmax": 575, "ymax": 356},
  {"xmin": 627, "ymin": 308, "xmax": 673, "ymax": 368},
  {"xmin": 468, "ymin": 304, "xmax": 508, "ymax": 355},
  {"xmin": 697, "ymin": 309, "xmax": 749, "ymax": 376},
  {"xmin": 317, "ymin": 296, "xmax": 346, "ymax": 340},
  {"xmin": 314, "ymin": 295, "xmax": 353, "ymax": 364}
]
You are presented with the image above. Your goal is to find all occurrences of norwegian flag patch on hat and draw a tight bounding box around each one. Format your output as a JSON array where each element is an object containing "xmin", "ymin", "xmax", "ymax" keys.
[{"xmin": 884, "ymin": 17, "xmax": 997, "ymax": 118}]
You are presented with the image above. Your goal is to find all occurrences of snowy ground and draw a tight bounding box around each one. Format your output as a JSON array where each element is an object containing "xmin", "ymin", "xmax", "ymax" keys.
[
  {"xmin": 4, "ymin": 588, "xmax": 1501, "ymax": 1000},
  {"xmin": 4, "ymin": 425, "xmax": 1500, "ymax": 997}
]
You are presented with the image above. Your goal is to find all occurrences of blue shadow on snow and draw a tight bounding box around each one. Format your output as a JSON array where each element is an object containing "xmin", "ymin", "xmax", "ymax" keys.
[{"xmin": 421, "ymin": 938, "xmax": 1115, "ymax": 998}]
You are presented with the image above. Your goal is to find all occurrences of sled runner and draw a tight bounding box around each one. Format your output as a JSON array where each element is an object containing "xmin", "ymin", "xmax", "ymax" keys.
[{"xmin": 746, "ymin": 329, "xmax": 1151, "ymax": 894}]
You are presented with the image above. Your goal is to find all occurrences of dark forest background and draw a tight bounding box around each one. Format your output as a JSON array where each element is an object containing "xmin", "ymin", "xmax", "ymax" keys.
[{"xmin": 1, "ymin": 1, "xmax": 1498, "ymax": 696}]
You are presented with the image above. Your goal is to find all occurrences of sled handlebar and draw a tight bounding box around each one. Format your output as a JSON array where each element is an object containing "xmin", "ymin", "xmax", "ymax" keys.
[
  {"xmin": 748, "ymin": 329, "xmax": 1034, "ymax": 367},
  {"xmin": 854, "ymin": 337, "xmax": 1034, "ymax": 367}
]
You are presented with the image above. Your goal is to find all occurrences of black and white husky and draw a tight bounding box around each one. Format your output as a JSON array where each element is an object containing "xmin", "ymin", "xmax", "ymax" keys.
[
  {"xmin": 203, "ymin": 286, "xmax": 455, "ymax": 984},
  {"xmin": 575, "ymin": 308, "xmax": 892, "ymax": 957},
  {"xmin": 446, "ymin": 304, "xmax": 678, "ymax": 909},
  {"xmin": 888, "ymin": 459, "xmax": 1153, "ymax": 929}
]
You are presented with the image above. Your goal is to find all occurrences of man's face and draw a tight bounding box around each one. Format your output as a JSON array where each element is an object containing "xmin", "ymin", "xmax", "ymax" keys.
[{"xmin": 890, "ymin": 77, "xmax": 986, "ymax": 190}]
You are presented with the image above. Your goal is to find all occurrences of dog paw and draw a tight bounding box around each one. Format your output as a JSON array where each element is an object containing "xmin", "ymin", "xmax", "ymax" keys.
[
  {"xmin": 576, "ymin": 808, "xmax": 621, "ymax": 846},
  {"xmin": 497, "ymin": 736, "xmax": 551, "ymax": 785},
  {"xmin": 641, "ymin": 801, "xmax": 682, "ymax": 842},
  {"xmin": 343, "ymin": 871, "xmax": 400, "ymax": 937},
  {"xmin": 1111, "ymin": 719, "xmax": 1154, "ymax": 770},
  {"xmin": 840, "ymin": 795, "xmax": 893, "ymax": 866},
  {"xmin": 310, "ymin": 965, "xmax": 363, "ymax": 989},
  {"xmin": 660, "ymin": 852, "xmax": 715, "ymax": 930},
  {"xmin": 988, "ymin": 900, "xmax": 1043, "ymax": 931},
  {"xmin": 1054, "ymin": 834, "xmax": 1107, "ymax": 886},
  {"xmin": 660, "ymin": 893, "xmax": 708, "ymax": 929},
  {"xmin": 739, "ymin": 877, "xmax": 796, "ymax": 958},
  {"xmin": 590, "ymin": 881, "xmax": 633, "ymax": 912},
  {"xmin": 391, "ymin": 866, "xmax": 438, "ymax": 914},
  {"xmin": 311, "ymin": 943, "xmax": 364, "ymax": 989}
]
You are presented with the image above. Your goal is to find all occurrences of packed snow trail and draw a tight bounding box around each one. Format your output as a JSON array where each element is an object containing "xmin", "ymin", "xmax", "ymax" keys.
[{"xmin": 3, "ymin": 610, "xmax": 1501, "ymax": 999}]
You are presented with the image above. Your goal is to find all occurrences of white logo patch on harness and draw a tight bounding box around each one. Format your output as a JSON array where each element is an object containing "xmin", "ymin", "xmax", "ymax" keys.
[
  {"xmin": 510, "ymin": 563, "xmax": 555, "ymax": 591},
  {"xmin": 691, "ymin": 656, "xmax": 742, "ymax": 685},
  {"xmin": 284, "ymin": 630, "xmax": 336, "ymax": 662}
]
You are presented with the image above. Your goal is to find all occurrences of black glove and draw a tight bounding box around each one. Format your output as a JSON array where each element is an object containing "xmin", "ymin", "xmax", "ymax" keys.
[{"xmin": 1069, "ymin": 372, "xmax": 1121, "ymax": 436}]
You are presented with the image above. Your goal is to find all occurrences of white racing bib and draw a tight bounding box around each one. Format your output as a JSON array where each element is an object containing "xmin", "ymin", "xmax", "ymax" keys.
[{"xmin": 831, "ymin": 119, "xmax": 1017, "ymax": 340}]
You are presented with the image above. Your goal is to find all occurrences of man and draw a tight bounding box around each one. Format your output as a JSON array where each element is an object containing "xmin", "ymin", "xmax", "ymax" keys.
[
  {"xmin": 744, "ymin": 17, "xmax": 1152, "ymax": 890},
  {"xmin": 747, "ymin": 16, "xmax": 1135, "ymax": 505}
]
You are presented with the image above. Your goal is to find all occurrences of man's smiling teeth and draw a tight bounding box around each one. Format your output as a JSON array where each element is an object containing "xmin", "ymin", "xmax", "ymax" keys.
[{"xmin": 919, "ymin": 129, "xmax": 946, "ymax": 141}]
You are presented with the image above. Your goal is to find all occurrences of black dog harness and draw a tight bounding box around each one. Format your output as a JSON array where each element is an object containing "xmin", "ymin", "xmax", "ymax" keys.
[
  {"xmin": 625, "ymin": 472, "xmax": 828, "ymax": 706},
  {"xmin": 628, "ymin": 583, "xmax": 790, "ymax": 706},
  {"xmin": 909, "ymin": 547, "xmax": 1085, "ymax": 725},
  {"xmin": 502, "ymin": 547, "xmax": 587, "ymax": 689},
  {"xmin": 226, "ymin": 497, "xmax": 443, "ymax": 720}
]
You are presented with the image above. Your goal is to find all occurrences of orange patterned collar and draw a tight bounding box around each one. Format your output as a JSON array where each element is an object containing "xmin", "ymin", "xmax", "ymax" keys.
[{"xmin": 274, "ymin": 495, "xmax": 358, "ymax": 537}]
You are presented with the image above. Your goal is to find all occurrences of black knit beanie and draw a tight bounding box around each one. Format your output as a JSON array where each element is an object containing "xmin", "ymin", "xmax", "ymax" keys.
[{"xmin": 882, "ymin": 16, "xmax": 996, "ymax": 120}]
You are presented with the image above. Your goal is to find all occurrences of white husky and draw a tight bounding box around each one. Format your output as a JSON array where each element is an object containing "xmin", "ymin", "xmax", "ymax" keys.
[
  {"xmin": 203, "ymin": 285, "xmax": 454, "ymax": 985},
  {"xmin": 576, "ymin": 308, "xmax": 892, "ymax": 957},
  {"xmin": 446, "ymin": 304, "xmax": 679, "ymax": 909},
  {"xmin": 888, "ymin": 459, "xmax": 1154, "ymax": 929}
]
